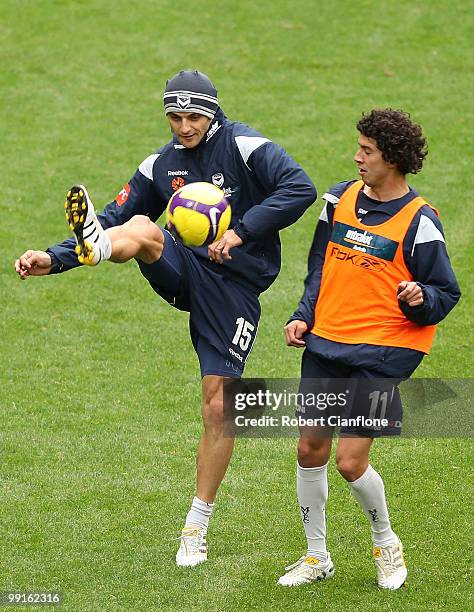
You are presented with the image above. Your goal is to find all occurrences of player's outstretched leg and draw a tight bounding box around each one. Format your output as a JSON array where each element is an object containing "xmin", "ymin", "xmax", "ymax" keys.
[
  {"xmin": 65, "ymin": 185, "xmax": 111, "ymax": 265},
  {"xmin": 277, "ymin": 554, "xmax": 335, "ymax": 587},
  {"xmin": 373, "ymin": 537, "xmax": 407, "ymax": 590}
]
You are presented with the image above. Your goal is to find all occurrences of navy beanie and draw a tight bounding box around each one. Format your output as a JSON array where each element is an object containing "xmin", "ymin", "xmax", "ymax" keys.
[{"xmin": 163, "ymin": 70, "xmax": 218, "ymax": 119}]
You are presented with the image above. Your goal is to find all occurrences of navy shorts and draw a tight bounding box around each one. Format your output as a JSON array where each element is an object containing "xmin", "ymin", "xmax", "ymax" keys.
[
  {"xmin": 137, "ymin": 229, "xmax": 260, "ymax": 378},
  {"xmin": 298, "ymin": 350, "xmax": 404, "ymax": 437}
]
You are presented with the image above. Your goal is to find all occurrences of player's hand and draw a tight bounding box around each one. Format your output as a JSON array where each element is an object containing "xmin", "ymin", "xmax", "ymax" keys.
[
  {"xmin": 15, "ymin": 250, "xmax": 52, "ymax": 280},
  {"xmin": 397, "ymin": 280, "xmax": 424, "ymax": 307},
  {"xmin": 208, "ymin": 229, "xmax": 243, "ymax": 264},
  {"xmin": 284, "ymin": 319, "xmax": 308, "ymax": 347}
]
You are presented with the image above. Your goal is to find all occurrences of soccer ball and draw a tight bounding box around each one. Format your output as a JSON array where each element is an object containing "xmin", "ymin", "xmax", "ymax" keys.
[{"xmin": 166, "ymin": 182, "xmax": 231, "ymax": 247}]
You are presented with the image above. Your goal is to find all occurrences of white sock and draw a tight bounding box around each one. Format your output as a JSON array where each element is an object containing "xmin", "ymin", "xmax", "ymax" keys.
[
  {"xmin": 349, "ymin": 465, "xmax": 397, "ymax": 546},
  {"xmin": 99, "ymin": 229, "xmax": 112, "ymax": 261},
  {"xmin": 184, "ymin": 496, "xmax": 214, "ymax": 531},
  {"xmin": 84, "ymin": 218, "xmax": 112, "ymax": 261},
  {"xmin": 297, "ymin": 462, "xmax": 328, "ymax": 561}
]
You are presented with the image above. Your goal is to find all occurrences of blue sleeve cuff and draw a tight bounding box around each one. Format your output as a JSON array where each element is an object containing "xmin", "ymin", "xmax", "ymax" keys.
[
  {"xmin": 46, "ymin": 250, "xmax": 62, "ymax": 274},
  {"xmin": 233, "ymin": 221, "xmax": 250, "ymax": 243}
]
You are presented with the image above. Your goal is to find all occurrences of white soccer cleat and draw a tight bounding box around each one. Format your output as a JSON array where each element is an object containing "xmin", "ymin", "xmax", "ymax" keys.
[
  {"xmin": 64, "ymin": 184, "xmax": 109, "ymax": 265},
  {"xmin": 176, "ymin": 525, "xmax": 208, "ymax": 567},
  {"xmin": 277, "ymin": 554, "xmax": 335, "ymax": 586},
  {"xmin": 373, "ymin": 538, "xmax": 407, "ymax": 590}
]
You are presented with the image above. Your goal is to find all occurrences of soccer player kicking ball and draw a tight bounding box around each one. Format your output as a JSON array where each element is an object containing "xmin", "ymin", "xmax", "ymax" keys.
[
  {"xmin": 280, "ymin": 109, "xmax": 460, "ymax": 589},
  {"xmin": 15, "ymin": 71, "xmax": 316, "ymax": 568}
]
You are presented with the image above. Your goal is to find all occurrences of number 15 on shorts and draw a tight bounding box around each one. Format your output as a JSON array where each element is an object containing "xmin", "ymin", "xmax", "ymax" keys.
[{"xmin": 232, "ymin": 317, "xmax": 255, "ymax": 352}]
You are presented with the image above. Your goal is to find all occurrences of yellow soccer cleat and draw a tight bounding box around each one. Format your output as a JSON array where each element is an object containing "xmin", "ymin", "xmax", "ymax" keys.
[
  {"xmin": 277, "ymin": 554, "xmax": 335, "ymax": 586},
  {"xmin": 176, "ymin": 525, "xmax": 208, "ymax": 567},
  {"xmin": 373, "ymin": 538, "xmax": 407, "ymax": 590},
  {"xmin": 64, "ymin": 185, "xmax": 110, "ymax": 265}
]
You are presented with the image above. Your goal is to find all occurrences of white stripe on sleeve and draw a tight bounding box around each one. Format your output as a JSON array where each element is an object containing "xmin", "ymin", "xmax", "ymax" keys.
[
  {"xmin": 318, "ymin": 203, "xmax": 329, "ymax": 222},
  {"xmin": 411, "ymin": 214, "xmax": 445, "ymax": 256},
  {"xmin": 235, "ymin": 136, "xmax": 270, "ymax": 169},
  {"xmin": 322, "ymin": 192, "xmax": 339, "ymax": 206},
  {"xmin": 138, "ymin": 154, "xmax": 160, "ymax": 180}
]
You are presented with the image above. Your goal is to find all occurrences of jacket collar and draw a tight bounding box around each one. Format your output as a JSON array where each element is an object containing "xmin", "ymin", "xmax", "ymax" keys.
[{"xmin": 358, "ymin": 186, "xmax": 420, "ymax": 217}]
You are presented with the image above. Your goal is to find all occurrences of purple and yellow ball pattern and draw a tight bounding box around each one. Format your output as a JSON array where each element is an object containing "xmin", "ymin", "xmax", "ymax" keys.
[{"xmin": 166, "ymin": 182, "xmax": 231, "ymax": 247}]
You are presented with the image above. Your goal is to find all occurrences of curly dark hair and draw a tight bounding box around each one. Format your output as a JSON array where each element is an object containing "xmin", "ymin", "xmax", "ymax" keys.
[{"xmin": 357, "ymin": 109, "xmax": 428, "ymax": 175}]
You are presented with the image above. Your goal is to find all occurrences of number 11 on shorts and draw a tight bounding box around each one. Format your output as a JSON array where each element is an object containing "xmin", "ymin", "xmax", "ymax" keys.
[{"xmin": 232, "ymin": 317, "xmax": 255, "ymax": 352}]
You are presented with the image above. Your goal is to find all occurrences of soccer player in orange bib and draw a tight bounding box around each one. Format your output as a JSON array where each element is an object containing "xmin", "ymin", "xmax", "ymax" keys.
[{"xmin": 280, "ymin": 109, "xmax": 460, "ymax": 589}]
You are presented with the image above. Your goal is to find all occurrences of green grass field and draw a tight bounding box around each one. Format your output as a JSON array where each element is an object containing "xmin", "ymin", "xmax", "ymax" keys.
[{"xmin": 1, "ymin": 0, "xmax": 473, "ymax": 610}]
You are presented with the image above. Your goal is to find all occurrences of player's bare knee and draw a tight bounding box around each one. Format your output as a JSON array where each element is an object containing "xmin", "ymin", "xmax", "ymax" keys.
[
  {"xmin": 127, "ymin": 215, "xmax": 163, "ymax": 239},
  {"xmin": 297, "ymin": 436, "xmax": 330, "ymax": 467},
  {"xmin": 336, "ymin": 456, "xmax": 366, "ymax": 481},
  {"xmin": 129, "ymin": 217, "xmax": 164, "ymax": 263},
  {"xmin": 202, "ymin": 395, "xmax": 224, "ymax": 431},
  {"xmin": 125, "ymin": 214, "xmax": 151, "ymax": 230}
]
